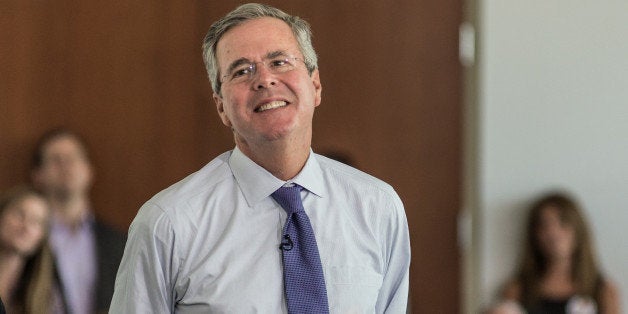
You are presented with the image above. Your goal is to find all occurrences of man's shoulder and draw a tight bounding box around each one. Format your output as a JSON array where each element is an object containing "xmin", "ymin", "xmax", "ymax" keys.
[
  {"xmin": 129, "ymin": 151, "xmax": 235, "ymax": 233},
  {"xmin": 314, "ymin": 154, "xmax": 406, "ymax": 227},
  {"xmin": 148, "ymin": 151, "xmax": 233, "ymax": 208},
  {"xmin": 315, "ymin": 153, "xmax": 397, "ymax": 196}
]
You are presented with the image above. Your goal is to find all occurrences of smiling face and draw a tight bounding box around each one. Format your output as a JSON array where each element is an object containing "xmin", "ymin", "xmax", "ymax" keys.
[
  {"xmin": 0, "ymin": 195, "xmax": 49, "ymax": 256},
  {"xmin": 212, "ymin": 17, "xmax": 322, "ymax": 153}
]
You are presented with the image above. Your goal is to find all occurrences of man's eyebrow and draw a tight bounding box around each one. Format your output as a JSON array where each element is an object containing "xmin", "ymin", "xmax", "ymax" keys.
[
  {"xmin": 265, "ymin": 50, "xmax": 288, "ymax": 59},
  {"xmin": 225, "ymin": 58, "xmax": 252, "ymax": 76}
]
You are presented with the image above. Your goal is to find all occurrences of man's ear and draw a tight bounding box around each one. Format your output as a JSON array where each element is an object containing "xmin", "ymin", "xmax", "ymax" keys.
[
  {"xmin": 311, "ymin": 69, "xmax": 322, "ymax": 107},
  {"xmin": 213, "ymin": 93, "xmax": 232, "ymax": 128}
]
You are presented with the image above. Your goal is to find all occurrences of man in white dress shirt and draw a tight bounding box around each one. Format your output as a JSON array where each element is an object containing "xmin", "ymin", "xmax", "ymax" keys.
[{"xmin": 110, "ymin": 3, "xmax": 410, "ymax": 313}]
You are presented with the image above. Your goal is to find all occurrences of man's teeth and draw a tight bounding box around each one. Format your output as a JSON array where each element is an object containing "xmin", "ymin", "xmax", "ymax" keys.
[{"xmin": 257, "ymin": 101, "xmax": 287, "ymax": 112}]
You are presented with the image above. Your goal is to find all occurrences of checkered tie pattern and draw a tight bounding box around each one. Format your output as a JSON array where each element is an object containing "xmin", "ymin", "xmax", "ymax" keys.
[{"xmin": 271, "ymin": 185, "xmax": 329, "ymax": 314}]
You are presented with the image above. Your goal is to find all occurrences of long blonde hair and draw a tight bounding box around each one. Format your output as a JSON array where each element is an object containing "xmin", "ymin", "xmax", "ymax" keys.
[
  {"xmin": 0, "ymin": 186, "xmax": 56, "ymax": 313},
  {"xmin": 516, "ymin": 192, "xmax": 603, "ymax": 308}
]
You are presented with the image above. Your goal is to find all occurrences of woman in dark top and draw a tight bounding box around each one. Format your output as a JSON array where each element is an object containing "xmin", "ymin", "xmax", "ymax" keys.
[{"xmin": 488, "ymin": 192, "xmax": 620, "ymax": 314}]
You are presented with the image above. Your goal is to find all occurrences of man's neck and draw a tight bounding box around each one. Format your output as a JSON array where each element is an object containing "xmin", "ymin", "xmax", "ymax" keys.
[
  {"xmin": 49, "ymin": 195, "xmax": 89, "ymax": 229},
  {"xmin": 237, "ymin": 137, "xmax": 311, "ymax": 181}
]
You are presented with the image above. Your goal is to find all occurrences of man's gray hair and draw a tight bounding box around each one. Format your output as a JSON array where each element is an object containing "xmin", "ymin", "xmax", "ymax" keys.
[{"xmin": 202, "ymin": 3, "xmax": 318, "ymax": 95}]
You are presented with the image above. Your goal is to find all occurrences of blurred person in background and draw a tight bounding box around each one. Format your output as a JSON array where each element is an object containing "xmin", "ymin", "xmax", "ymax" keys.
[
  {"xmin": 0, "ymin": 185, "xmax": 65, "ymax": 313},
  {"xmin": 31, "ymin": 128, "xmax": 125, "ymax": 314},
  {"xmin": 488, "ymin": 192, "xmax": 621, "ymax": 314}
]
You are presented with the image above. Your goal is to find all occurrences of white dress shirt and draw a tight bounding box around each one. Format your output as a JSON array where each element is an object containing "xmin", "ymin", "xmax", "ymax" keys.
[
  {"xmin": 50, "ymin": 213, "xmax": 97, "ymax": 314},
  {"xmin": 110, "ymin": 147, "xmax": 410, "ymax": 313}
]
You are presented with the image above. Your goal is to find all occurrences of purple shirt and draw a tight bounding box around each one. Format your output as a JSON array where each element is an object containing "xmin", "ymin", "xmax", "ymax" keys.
[{"xmin": 49, "ymin": 213, "xmax": 97, "ymax": 314}]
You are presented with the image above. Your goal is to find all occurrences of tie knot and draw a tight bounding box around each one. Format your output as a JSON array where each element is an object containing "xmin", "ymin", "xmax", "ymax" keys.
[{"xmin": 271, "ymin": 185, "xmax": 304, "ymax": 214}]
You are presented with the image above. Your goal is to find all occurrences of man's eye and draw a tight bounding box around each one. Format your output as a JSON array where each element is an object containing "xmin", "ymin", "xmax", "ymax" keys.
[
  {"xmin": 232, "ymin": 67, "xmax": 252, "ymax": 78},
  {"xmin": 270, "ymin": 59, "xmax": 288, "ymax": 67}
]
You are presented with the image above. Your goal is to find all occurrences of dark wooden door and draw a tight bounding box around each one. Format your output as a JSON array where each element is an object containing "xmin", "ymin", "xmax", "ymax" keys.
[{"xmin": 0, "ymin": 1, "xmax": 461, "ymax": 312}]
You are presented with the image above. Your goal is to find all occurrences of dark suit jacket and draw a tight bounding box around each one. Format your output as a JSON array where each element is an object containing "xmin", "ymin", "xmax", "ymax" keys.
[
  {"xmin": 0, "ymin": 295, "xmax": 6, "ymax": 314},
  {"xmin": 94, "ymin": 220, "xmax": 126, "ymax": 313}
]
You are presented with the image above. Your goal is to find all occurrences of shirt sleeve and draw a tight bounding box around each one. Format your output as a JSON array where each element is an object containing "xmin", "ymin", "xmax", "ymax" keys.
[
  {"xmin": 376, "ymin": 193, "xmax": 411, "ymax": 314},
  {"xmin": 109, "ymin": 202, "xmax": 178, "ymax": 314}
]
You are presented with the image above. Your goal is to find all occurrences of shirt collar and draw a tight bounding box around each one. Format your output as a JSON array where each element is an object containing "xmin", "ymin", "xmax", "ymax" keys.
[
  {"xmin": 50, "ymin": 210, "xmax": 94, "ymax": 233},
  {"xmin": 229, "ymin": 147, "xmax": 325, "ymax": 207}
]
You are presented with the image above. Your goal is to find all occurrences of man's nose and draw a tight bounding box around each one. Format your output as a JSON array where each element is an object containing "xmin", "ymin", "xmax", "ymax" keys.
[{"xmin": 253, "ymin": 64, "xmax": 278, "ymax": 90}]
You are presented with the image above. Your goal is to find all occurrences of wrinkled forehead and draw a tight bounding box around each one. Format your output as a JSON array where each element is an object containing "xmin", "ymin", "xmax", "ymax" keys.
[{"xmin": 215, "ymin": 17, "xmax": 300, "ymax": 71}]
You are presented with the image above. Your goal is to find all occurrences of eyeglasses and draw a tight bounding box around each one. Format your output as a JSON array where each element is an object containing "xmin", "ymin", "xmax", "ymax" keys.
[{"xmin": 220, "ymin": 56, "xmax": 303, "ymax": 86}]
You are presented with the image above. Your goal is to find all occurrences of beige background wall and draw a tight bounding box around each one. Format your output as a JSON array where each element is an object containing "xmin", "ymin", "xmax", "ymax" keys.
[{"xmin": 471, "ymin": 0, "xmax": 628, "ymax": 312}]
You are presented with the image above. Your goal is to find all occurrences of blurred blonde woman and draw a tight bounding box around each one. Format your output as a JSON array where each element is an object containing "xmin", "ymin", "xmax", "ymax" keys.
[
  {"xmin": 489, "ymin": 192, "xmax": 620, "ymax": 314},
  {"xmin": 0, "ymin": 186, "xmax": 65, "ymax": 313}
]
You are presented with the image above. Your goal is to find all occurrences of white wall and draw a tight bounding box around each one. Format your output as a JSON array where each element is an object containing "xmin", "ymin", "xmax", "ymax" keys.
[{"xmin": 475, "ymin": 0, "xmax": 628, "ymax": 311}]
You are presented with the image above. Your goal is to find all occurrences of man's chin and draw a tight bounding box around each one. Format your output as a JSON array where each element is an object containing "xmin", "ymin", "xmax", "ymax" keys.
[
  {"xmin": 262, "ymin": 131, "xmax": 290, "ymax": 142},
  {"xmin": 237, "ymin": 129, "xmax": 290, "ymax": 144}
]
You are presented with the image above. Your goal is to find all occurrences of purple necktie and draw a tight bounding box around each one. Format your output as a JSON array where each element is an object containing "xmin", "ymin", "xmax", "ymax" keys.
[{"xmin": 271, "ymin": 185, "xmax": 329, "ymax": 314}]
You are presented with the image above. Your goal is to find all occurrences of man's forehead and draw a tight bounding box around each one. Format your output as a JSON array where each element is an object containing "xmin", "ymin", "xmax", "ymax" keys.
[
  {"xmin": 43, "ymin": 135, "xmax": 86, "ymax": 156},
  {"xmin": 215, "ymin": 17, "xmax": 297, "ymax": 65}
]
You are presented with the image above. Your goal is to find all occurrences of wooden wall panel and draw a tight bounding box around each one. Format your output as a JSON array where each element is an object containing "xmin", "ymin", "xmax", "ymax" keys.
[
  {"xmin": 1, "ymin": 1, "xmax": 461, "ymax": 312},
  {"xmin": 0, "ymin": 1, "xmax": 229, "ymax": 228}
]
